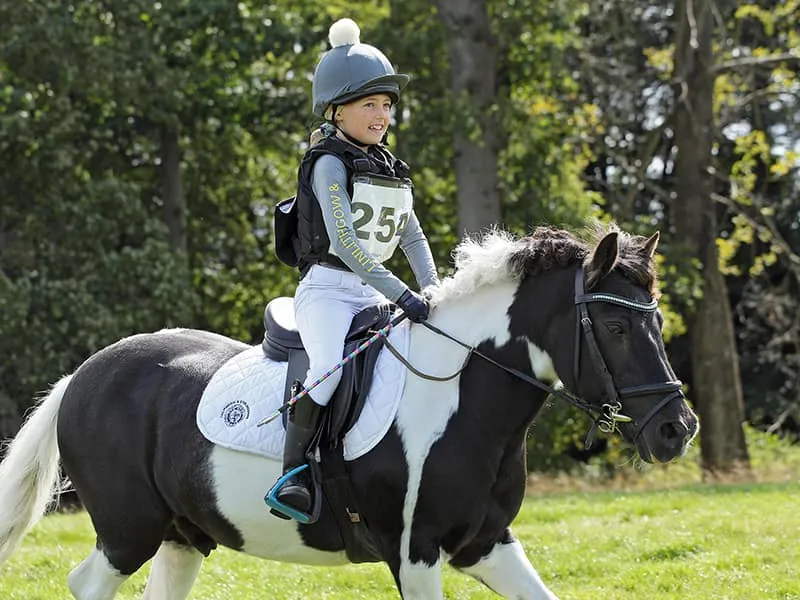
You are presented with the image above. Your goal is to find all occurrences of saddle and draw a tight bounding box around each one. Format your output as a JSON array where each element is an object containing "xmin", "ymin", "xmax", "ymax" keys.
[
  {"xmin": 261, "ymin": 296, "xmax": 392, "ymax": 441},
  {"xmin": 260, "ymin": 296, "xmax": 390, "ymax": 562}
]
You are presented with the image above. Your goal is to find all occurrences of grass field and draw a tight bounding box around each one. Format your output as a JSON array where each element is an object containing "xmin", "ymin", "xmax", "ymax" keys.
[{"xmin": 1, "ymin": 480, "xmax": 798, "ymax": 599}]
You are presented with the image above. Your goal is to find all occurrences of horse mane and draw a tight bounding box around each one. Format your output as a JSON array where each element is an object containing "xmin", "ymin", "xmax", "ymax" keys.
[{"xmin": 431, "ymin": 223, "xmax": 659, "ymax": 304}]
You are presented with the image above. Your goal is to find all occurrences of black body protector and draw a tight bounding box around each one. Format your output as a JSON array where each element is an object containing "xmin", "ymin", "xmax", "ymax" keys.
[{"xmin": 296, "ymin": 135, "xmax": 411, "ymax": 275}]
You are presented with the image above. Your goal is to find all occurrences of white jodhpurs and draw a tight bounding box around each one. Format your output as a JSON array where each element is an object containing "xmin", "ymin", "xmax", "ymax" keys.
[{"xmin": 294, "ymin": 265, "xmax": 387, "ymax": 406}]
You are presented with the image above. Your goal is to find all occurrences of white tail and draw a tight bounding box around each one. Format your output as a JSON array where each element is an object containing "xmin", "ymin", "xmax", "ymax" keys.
[{"xmin": 0, "ymin": 374, "xmax": 72, "ymax": 565}]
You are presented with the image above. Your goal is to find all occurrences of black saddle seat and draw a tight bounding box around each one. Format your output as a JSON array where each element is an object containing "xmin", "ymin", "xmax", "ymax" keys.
[{"xmin": 262, "ymin": 297, "xmax": 390, "ymax": 361}]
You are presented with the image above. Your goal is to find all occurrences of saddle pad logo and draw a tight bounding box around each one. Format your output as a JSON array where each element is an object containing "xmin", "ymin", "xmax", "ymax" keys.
[{"xmin": 221, "ymin": 400, "xmax": 250, "ymax": 427}]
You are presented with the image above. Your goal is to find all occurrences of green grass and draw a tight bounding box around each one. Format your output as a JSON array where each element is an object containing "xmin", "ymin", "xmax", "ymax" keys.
[
  {"xmin": 529, "ymin": 425, "xmax": 800, "ymax": 494},
  {"xmin": 1, "ymin": 482, "xmax": 799, "ymax": 599}
]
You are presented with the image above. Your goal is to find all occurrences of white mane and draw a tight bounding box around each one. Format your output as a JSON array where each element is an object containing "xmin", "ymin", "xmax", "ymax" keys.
[{"xmin": 428, "ymin": 229, "xmax": 524, "ymax": 305}]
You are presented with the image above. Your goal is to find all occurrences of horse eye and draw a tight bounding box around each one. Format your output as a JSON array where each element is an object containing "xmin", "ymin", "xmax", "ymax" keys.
[{"xmin": 606, "ymin": 322, "xmax": 625, "ymax": 336}]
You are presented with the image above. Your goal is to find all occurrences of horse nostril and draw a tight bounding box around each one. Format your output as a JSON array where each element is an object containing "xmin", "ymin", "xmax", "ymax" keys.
[{"xmin": 659, "ymin": 421, "xmax": 689, "ymax": 445}]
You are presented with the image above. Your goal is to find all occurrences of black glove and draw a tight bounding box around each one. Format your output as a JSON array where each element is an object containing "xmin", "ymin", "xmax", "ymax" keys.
[{"xmin": 396, "ymin": 289, "xmax": 430, "ymax": 323}]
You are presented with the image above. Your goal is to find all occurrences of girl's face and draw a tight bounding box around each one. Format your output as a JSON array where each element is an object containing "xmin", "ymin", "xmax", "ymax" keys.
[{"xmin": 336, "ymin": 94, "xmax": 393, "ymax": 146}]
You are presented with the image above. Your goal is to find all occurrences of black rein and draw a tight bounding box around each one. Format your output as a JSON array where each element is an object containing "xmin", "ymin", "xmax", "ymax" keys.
[{"xmin": 385, "ymin": 266, "xmax": 683, "ymax": 449}]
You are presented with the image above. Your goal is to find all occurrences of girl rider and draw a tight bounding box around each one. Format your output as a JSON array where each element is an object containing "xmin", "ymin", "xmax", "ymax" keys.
[{"xmin": 267, "ymin": 18, "xmax": 439, "ymax": 520}]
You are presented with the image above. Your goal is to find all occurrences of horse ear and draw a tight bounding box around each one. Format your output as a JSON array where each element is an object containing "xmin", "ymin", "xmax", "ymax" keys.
[
  {"xmin": 642, "ymin": 231, "xmax": 660, "ymax": 258},
  {"xmin": 587, "ymin": 231, "xmax": 619, "ymax": 288}
]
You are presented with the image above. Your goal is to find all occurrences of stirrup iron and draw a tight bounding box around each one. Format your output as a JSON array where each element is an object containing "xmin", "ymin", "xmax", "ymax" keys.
[{"xmin": 264, "ymin": 464, "xmax": 316, "ymax": 523}]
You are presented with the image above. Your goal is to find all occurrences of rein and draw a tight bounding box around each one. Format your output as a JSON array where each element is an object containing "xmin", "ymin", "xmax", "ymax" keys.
[
  {"xmin": 384, "ymin": 321, "xmax": 617, "ymax": 441},
  {"xmin": 384, "ymin": 265, "xmax": 683, "ymax": 449}
]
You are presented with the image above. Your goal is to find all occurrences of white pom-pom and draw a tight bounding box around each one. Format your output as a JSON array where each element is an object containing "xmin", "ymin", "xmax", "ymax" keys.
[{"xmin": 328, "ymin": 18, "xmax": 360, "ymax": 48}]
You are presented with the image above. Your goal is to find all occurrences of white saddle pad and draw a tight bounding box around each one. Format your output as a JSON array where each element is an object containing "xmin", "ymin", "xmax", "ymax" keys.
[{"xmin": 196, "ymin": 321, "xmax": 410, "ymax": 461}]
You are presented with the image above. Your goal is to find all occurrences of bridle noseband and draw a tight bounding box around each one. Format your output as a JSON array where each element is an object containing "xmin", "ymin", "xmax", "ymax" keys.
[{"xmin": 384, "ymin": 265, "xmax": 683, "ymax": 449}]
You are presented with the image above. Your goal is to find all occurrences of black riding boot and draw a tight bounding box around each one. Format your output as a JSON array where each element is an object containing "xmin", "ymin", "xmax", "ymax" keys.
[{"xmin": 273, "ymin": 385, "xmax": 322, "ymax": 514}]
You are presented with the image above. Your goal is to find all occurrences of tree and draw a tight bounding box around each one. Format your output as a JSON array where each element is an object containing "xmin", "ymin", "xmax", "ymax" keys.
[
  {"xmin": 671, "ymin": 0, "xmax": 750, "ymax": 473},
  {"xmin": 574, "ymin": 0, "xmax": 799, "ymax": 473},
  {"xmin": 712, "ymin": 0, "xmax": 800, "ymax": 437},
  {"xmin": 0, "ymin": 1, "xmax": 317, "ymax": 413},
  {"xmin": 433, "ymin": 0, "xmax": 502, "ymax": 236}
]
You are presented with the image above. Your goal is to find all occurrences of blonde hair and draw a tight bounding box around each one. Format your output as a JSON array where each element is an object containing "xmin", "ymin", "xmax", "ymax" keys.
[
  {"xmin": 309, "ymin": 128, "xmax": 325, "ymax": 146},
  {"xmin": 310, "ymin": 105, "xmax": 344, "ymax": 146},
  {"xmin": 324, "ymin": 105, "xmax": 343, "ymax": 121}
]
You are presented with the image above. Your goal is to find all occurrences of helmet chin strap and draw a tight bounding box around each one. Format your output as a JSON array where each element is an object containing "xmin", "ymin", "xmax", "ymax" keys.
[{"xmin": 338, "ymin": 125, "xmax": 372, "ymax": 147}]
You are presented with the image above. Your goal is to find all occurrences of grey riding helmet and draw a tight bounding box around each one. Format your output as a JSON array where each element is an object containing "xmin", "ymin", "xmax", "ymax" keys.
[{"xmin": 312, "ymin": 18, "xmax": 410, "ymax": 117}]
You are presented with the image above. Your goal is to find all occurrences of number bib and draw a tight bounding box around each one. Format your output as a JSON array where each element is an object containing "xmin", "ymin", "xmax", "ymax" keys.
[{"xmin": 330, "ymin": 175, "xmax": 413, "ymax": 264}]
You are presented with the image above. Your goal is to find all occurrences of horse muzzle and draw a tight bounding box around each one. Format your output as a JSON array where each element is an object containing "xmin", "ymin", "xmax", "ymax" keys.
[{"xmin": 633, "ymin": 392, "xmax": 699, "ymax": 463}]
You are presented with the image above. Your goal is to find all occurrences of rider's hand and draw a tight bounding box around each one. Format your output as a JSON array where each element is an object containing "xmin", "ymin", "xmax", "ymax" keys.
[{"xmin": 396, "ymin": 289, "xmax": 430, "ymax": 323}]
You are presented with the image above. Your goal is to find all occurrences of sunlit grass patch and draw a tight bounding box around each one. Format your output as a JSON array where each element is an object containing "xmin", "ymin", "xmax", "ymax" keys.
[{"xmin": 1, "ymin": 481, "xmax": 798, "ymax": 599}]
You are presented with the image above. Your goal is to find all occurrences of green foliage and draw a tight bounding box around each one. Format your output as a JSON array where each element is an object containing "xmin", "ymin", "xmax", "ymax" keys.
[
  {"xmin": 0, "ymin": 1, "xmax": 324, "ymax": 408},
  {"xmin": 528, "ymin": 416, "xmax": 800, "ymax": 488},
  {"xmin": 718, "ymin": 131, "xmax": 785, "ymax": 278},
  {"xmin": 526, "ymin": 400, "xmax": 596, "ymax": 473},
  {"xmin": 713, "ymin": 3, "xmax": 800, "ymax": 426},
  {"xmin": 370, "ymin": 0, "xmax": 459, "ymax": 280},
  {"xmin": 494, "ymin": 0, "xmax": 601, "ymax": 232}
]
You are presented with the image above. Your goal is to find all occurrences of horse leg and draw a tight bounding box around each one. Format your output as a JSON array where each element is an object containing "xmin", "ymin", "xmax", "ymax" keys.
[
  {"xmin": 387, "ymin": 527, "xmax": 444, "ymax": 600},
  {"xmin": 141, "ymin": 541, "xmax": 203, "ymax": 600},
  {"xmin": 454, "ymin": 534, "xmax": 558, "ymax": 600},
  {"xmin": 377, "ymin": 530, "xmax": 444, "ymax": 598},
  {"xmin": 68, "ymin": 501, "xmax": 170, "ymax": 600},
  {"xmin": 396, "ymin": 555, "xmax": 444, "ymax": 599},
  {"xmin": 67, "ymin": 548, "xmax": 127, "ymax": 600}
]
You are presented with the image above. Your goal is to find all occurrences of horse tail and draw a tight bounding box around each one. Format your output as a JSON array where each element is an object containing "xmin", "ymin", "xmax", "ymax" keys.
[{"xmin": 0, "ymin": 374, "xmax": 72, "ymax": 566}]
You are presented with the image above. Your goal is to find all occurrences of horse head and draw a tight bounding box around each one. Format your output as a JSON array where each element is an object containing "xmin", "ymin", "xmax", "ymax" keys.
[
  {"xmin": 509, "ymin": 226, "xmax": 699, "ymax": 463},
  {"xmin": 577, "ymin": 230, "xmax": 698, "ymax": 462}
]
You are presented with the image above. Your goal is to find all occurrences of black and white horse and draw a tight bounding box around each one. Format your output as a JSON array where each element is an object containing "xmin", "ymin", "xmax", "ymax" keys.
[{"xmin": 0, "ymin": 226, "xmax": 698, "ymax": 599}]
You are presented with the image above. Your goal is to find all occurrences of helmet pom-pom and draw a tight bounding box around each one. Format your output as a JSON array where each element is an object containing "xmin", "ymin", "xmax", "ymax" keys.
[{"xmin": 328, "ymin": 18, "xmax": 360, "ymax": 48}]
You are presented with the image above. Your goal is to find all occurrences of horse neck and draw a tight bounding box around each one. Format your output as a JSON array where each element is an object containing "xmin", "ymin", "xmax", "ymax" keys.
[
  {"xmin": 428, "ymin": 280, "xmax": 519, "ymax": 350},
  {"xmin": 512, "ymin": 268, "xmax": 579, "ymax": 386},
  {"xmin": 410, "ymin": 281, "xmax": 549, "ymax": 439}
]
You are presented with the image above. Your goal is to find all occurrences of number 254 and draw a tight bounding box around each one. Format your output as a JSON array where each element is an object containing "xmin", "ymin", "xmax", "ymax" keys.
[{"xmin": 352, "ymin": 203, "xmax": 409, "ymax": 242}]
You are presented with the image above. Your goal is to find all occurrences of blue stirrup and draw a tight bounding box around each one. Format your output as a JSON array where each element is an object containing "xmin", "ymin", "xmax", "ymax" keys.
[{"xmin": 264, "ymin": 465, "xmax": 315, "ymax": 524}]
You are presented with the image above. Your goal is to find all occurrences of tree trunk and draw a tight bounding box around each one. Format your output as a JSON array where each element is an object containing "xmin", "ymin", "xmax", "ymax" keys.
[
  {"xmin": 433, "ymin": 0, "xmax": 502, "ymax": 237},
  {"xmin": 672, "ymin": 0, "xmax": 750, "ymax": 474},
  {"xmin": 160, "ymin": 128, "xmax": 187, "ymax": 254}
]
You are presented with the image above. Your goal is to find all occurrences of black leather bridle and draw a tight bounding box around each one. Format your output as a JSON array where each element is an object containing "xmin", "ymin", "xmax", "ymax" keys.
[
  {"xmin": 572, "ymin": 267, "xmax": 684, "ymax": 447},
  {"xmin": 387, "ymin": 265, "xmax": 684, "ymax": 449}
]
